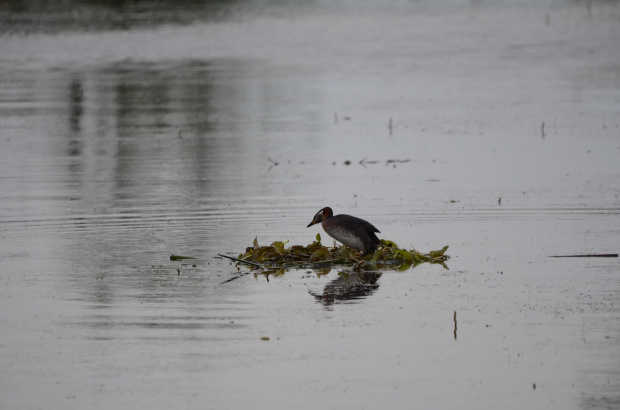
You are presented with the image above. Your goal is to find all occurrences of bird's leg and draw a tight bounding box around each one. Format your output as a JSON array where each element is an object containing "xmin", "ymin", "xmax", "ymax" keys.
[
  {"xmin": 341, "ymin": 246, "xmax": 366, "ymax": 269},
  {"xmin": 349, "ymin": 251, "xmax": 366, "ymax": 270},
  {"xmin": 345, "ymin": 248, "xmax": 360, "ymax": 262}
]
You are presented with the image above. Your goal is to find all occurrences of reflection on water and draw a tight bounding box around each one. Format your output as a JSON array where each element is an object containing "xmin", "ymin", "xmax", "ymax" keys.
[
  {"xmin": 0, "ymin": 0, "xmax": 246, "ymax": 34},
  {"xmin": 0, "ymin": 59, "xmax": 330, "ymax": 334},
  {"xmin": 68, "ymin": 76, "xmax": 83, "ymax": 139},
  {"xmin": 310, "ymin": 271, "xmax": 382, "ymax": 307},
  {"xmin": 0, "ymin": 58, "xmax": 326, "ymax": 231}
]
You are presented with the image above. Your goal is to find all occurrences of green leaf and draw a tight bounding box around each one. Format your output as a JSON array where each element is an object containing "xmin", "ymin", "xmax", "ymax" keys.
[
  {"xmin": 222, "ymin": 237, "xmax": 449, "ymax": 273},
  {"xmin": 380, "ymin": 239, "xmax": 398, "ymax": 248},
  {"xmin": 370, "ymin": 248, "xmax": 382, "ymax": 264},
  {"xmin": 429, "ymin": 246, "xmax": 449, "ymax": 259},
  {"xmin": 273, "ymin": 241, "xmax": 285, "ymax": 255},
  {"xmin": 394, "ymin": 248, "xmax": 414, "ymax": 262},
  {"xmin": 310, "ymin": 247, "xmax": 330, "ymax": 261},
  {"xmin": 397, "ymin": 262, "xmax": 412, "ymax": 271}
]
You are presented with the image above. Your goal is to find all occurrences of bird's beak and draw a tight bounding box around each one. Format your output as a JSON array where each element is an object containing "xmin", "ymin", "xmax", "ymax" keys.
[{"xmin": 306, "ymin": 221, "xmax": 315, "ymax": 228}]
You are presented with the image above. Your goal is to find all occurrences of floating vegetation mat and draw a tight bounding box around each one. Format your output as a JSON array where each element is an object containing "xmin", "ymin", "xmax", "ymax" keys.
[{"xmin": 217, "ymin": 234, "xmax": 449, "ymax": 272}]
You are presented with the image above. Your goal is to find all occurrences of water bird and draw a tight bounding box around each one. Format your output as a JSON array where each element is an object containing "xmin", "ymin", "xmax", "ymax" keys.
[{"xmin": 307, "ymin": 207, "xmax": 381, "ymax": 256}]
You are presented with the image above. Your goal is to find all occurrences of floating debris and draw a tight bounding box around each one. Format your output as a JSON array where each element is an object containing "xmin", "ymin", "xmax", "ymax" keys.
[
  {"xmin": 222, "ymin": 234, "xmax": 449, "ymax": 272},
  {"xmin": 267, "ymin": 157, "xmax": 279, "ymax": 171},
  {"xmin": 385, "ymin": 159, "xmax": 410, "ymax": 165},
  {"xmin": 359, "ymin": 157, "xmax": 380, "ymax": 166},
  {"xmin": 170, "ymin": 255, "xmax": 197, "ymax": 261}
]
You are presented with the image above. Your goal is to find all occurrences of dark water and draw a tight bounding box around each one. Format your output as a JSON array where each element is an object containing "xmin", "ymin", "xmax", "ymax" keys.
[{"xmin": 1, "ymin": 1, "xmax": 619, "ymax": 409}]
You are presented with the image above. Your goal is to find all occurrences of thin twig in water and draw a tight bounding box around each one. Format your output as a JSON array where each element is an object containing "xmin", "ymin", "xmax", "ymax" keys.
[
  {"xmin": 267, "ymin": 157, "xmax": 279, "ymax": 171},
  {"xmin": 217, "ymin": 254, "xmax": 264, "ymax": 268},
  {"xmin": 582, "ymin": 321, "xmax": 587, "ymax": 343},
  {"xmin": 549, "ymin": 254, "xmax": 618, "ymax": 258},
  {"xmin": 453, "ymin": 311, "xmax": 458, "ymax": 341},
  {"xmin": 359, "ymin": 157, "xmax": 379, "ymax": 166}
]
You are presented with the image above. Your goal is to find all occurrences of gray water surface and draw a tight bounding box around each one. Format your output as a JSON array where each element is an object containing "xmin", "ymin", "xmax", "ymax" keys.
[{"xmin": 1, "ymin": 1, "xmax": 619, "ymax": 409}]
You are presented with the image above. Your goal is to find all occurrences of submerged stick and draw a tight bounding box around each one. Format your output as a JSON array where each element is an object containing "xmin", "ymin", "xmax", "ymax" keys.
[
  {"xmin": 453, "ymin": 311, "xmax": 457, "ymax": 341},
  {"xmin": 549, "ymin": 254, "xmax": 618, "ymax": 258},
  {"xmin": 217, "ymin": 254, "xmax": 264, "ymax": 268}
]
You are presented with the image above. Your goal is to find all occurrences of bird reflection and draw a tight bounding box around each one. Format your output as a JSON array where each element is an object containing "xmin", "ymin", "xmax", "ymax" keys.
[{"xmin": 309, "ymin": 271, "xmax": 382, "ymax": 306}]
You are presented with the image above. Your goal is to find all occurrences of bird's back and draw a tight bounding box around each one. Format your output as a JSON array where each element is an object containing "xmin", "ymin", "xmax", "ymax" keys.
[{"xmin": 323, "ymin": 214, "xmax": 381, "ymax": 255}]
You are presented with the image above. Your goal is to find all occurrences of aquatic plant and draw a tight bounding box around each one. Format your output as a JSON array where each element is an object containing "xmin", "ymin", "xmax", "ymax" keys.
[{"xmin": 218, "ymin": 234, "xmax": 449, "ymax": 271}]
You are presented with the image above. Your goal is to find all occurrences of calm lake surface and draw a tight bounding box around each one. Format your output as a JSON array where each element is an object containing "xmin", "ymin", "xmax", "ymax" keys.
[{"xmin": 1, "ymin": 1, "xmax": 619, "ymax": 409}]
